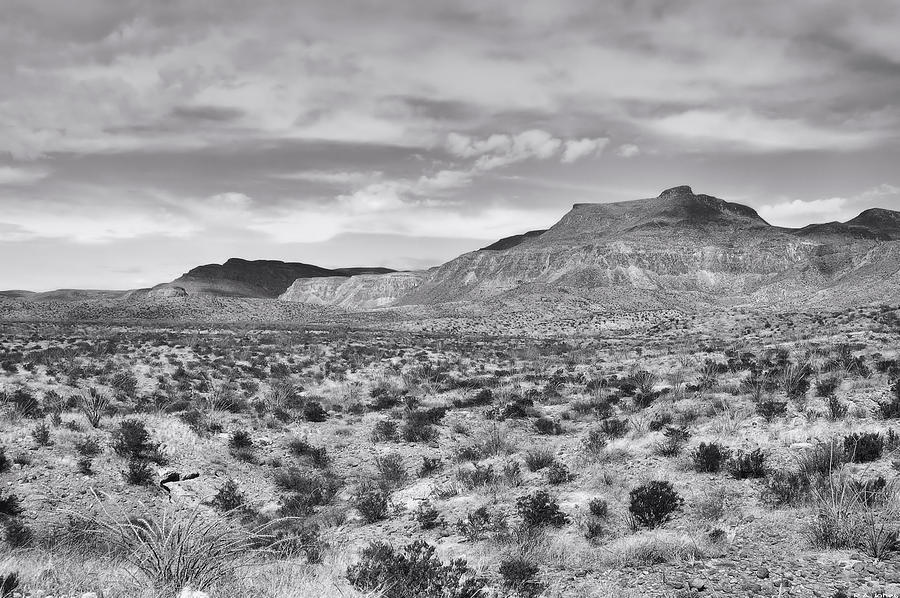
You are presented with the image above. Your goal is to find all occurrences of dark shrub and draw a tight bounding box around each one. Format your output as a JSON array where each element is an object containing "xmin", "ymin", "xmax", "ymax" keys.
[
  {"xmin": 414, "ymin": 501, "xmax": 442, "ymax": 530},
  {"xmin": 2, "ymin": 519, "xmax": 32, "ymax": 547},
  {"xmin": 761, "ymin": 469, "xmax": 809, "ymax": 507},
  {"xmin": 815, "ymin": 378, "xmax": 840, "ymax": 398},
  {"xmin": 111, "ymin": 419, "xmax": 166, "ymax": 464},
  {"xmin": 756, "ymin": 400, "xmax": 787, "ymax": 421},
  {"xmin": 123, "ymin": 458, "xmax": 154, "ymax": 485},
  {"xmin": 376, "ymin": 453, "xmax": 408, "ymax": 489},
  {"xmin": 287, "ymin": 438, "xmax": 330, "ymax": 468},
  {"xmin": 418, "ymin": 456, "xmax": 442, "ymax": 477},
  {"xmin": 499, "ymin": 557, "xmax": 540, "ymax": 596},
  {"xmin": 798, "ymin": 441, "xmax": 845, "ymax": 479},
  {"xmin": 0, "ymin": 493, "xmax": 23, "ymax": 518},
  {"xmin": 588, "ymin": 498, "xmax": 609, "ymax": 519},
  {"xmin": 210, "ymin": 479, "xmax": 245, "ymax": 513},
  {"xmin": 524, "ymin": 448, "xmax": 556, "ymax": 471},
  {"xmin": 546, "ymin": 462, "xmax": 573, "ymax": 485},
  {"xmin": 10, "ymin": 388, "xmax": 42, "ymax": 418},
  {"xmin": 347, "ymin": 540, "xmax": 485, "ymax": 598},
  {"xmin": 628, "ymin": 481, "xmax": 683, "ymax": 529},
  {"xmin": 729, "ymin": 449, "xmax": 767, "ymax": 479},
  {"xmin": 599, "ymin": 417, "xmax": 628, "ymax": 438},
  {"xmin": 825, "ymin": 395, "xmax": 848, "ymax": 420},
  {"xmin": 849, "ymin": 476, "xmax": 887, "ymax": 507},
  {"xmin": 0, "ymin": 447, "xmax": 9, "ymax": 474},
  {"xmin": 655, "ymin": 425, "xmax": 690, "ymax": 457},
  {"xmin": 31, "ymin": 421, "xmax": 52, "ymax": 446},
  {"xmin": 353, "ymin": 480, "xmax": 390, "ymax": 523},
  {"xmin": 0, "ymin": 572, "xmax": 19, "ymax": 598},
  {"xmin": 229, "ymin": 430, "xmax": 254, "ymax": 450},
  {"xmin": 692, "ymin": 442, "xmax": 730, "ymax": 473},
  {"xmin": 455, "ymin": 506, "xmax": 492, "ymax": 541},
  {"xmin": 844, "ymin": 432, "xmax": 883, "ymax": 463},
  {"xmin": 274, "ymin": 468, "xmax": 340, "ymax": 515},
  {"xmin": 303, "ymin": 401, "xmax": 328, "ymax": 422},
  {"xmin": 516, "ymin": 490, "xmax": 568, "ymax": 528},
  {"xmin": 534, "ymin": 417, "xmax": 563, "ymax": 436},
  {"xmin": 372, "ymin": 419, "xmax": 399, "ymax": 442},
  {"xmin": 74, "ymin": 436, "xmax": 102, "ymax": 458},
  {"xmin": 879, "ymin": 384, "xmax": 900, "ymax": 418},
  {"xmin": 401, "ymin": 409, "xmax": 442, "ymax": 442}
]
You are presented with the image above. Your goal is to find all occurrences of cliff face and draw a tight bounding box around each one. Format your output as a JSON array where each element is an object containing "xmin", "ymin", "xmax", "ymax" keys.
[
  {"xmin": 279, "ymin": 272, "xmax": 425, "ymax": 310},
  {"xmin": 397, "ymin": 186, "xmax": 900, "ymax": 310}
]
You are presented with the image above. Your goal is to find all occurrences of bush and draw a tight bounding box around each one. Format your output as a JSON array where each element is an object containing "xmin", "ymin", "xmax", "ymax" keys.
[
  {"xmin": 756, "ymin": 400, "xmax": 787, "ymax": 421},
  {"xmin": 124, "ymin": 458, "xmax": 154, "ymax": 486},
  {"xmin": 353, "ymin": 480, "xmax": 390, "ymax": 523},
  {"xmin": 815, "ymin": 377, "xmax": 840, "ymax": 398},
  {"xmin": 31, "ymin": 421, "xmax": 52, "ymax": 446},
  {"xmin": 74, "ymin": 436, "xmax": 103, "ymax": 458},
  {"xmin": 303, "ymin": 401, "xmax": 328, "ymax": 422},
  {"xmin": 599, "ymin": 417, "xmax": 628, "ymax": 438},
  {"xmin": 0, "ymin": 447, "xmax": 8, "ymax": 474},
  {"xmin": 455, "ymin": 506, "xmax": 492, "ymax": 541},
  {"xmin": 728, "ymin": 449, "xmax": 767, "ymax": 479},
  {"xmin": 273, "ymin": 468, "xmax": 340, "ymax": 515},
  {"xmin": 415, "ymin": 501, "xmax": 442, "ymax": 530},
  {"xmin": 825, "ymin": 395, "xmax": 848, "ymax": 420},
  {"xmin": 0, "ymin": 493, "xmax": 23, "ymax": 518},
  {"xmin": 499, "ymin": 557, "xmax": 540, "ymax": 596},
  {"xmin": 2, "ymin": 519, "xmax": 32, "ymax": 547},
  {"xmin": 210, "ymin": 479, "xmax": 245, "ymax": 513},
  {"xmin": 111, "ymin": 419, "xmax": 166, "ymax": 464},
  {"xmin": 629, "ymin": 481, "xmax": 683, "ymax": 529},
  {"xmin": 762, "ymin": 469, "xmax": 810, "ymax": 507},
  {"xmin": 418, "ymin": 456, "xmax": 442, "ymax": 477},
  {"xmin": 546, "ymin": 462, "xmax": 573, "ymax": 485},
  {"xmin": 80, "ymin": 387, "xmax": 110, "ymax": 428},
  {"xmin": 347, "ymin": 540, "xmax": 485, "ymax": 598},
  {"xmin": 229, "ymin": 430, "xmax": 253, "ymax": 450},
  {"xmin": 581, "ymin": 427, "xmax": 608, "ymax": 457},
  {"xmin": 372, "ymin": 419, "xmax": 399, "ymax": 442},
  {"xmin": 287, "ymin": 437, "xmax": 330, "ymax": 468},
  {"xmin": 692, "ymin": 442, "xmax": 730, "ymax": 473},
  {"xmin": 534, "ymin": 416, "xmax": 563, "ymax": 435},
  {"xmin": 844, "ymin": 432, "xmax": 883, "ymax": 463},
  {"xmin": 654, "ymin": 425, "xmax": 690, "ymax": 457},
  {"xmin": 798, "ymin": 440, "xmax": 845, "ymax": 480},
  {"xmin": 376, "ymin": 453, "xmax": 408, "ymax": 489},
  {"xmin": 523, "ymin": 448, "xmax": 556, "ymax": 472},
  {"xmin": 588, "ymin": 498, "xmax": 609, "ymax": 519},
  {"xmin": 0, "ymin": 572, "xmax": 19, "ymax": 598},
  {"xmin": 516, "ymin": 490, "xmax": 568, "ymax": 528}
]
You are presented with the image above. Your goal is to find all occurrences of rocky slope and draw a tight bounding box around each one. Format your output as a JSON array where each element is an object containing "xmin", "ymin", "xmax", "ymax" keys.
[
  {"xmin": 392, "ymin": 186, "xmax": 900, "ymax": 311},
  {"xmin": 279, "ymin": 271, "xmax": 425, "ymax": 310},
  {"xmin": 149, "ymin": 258, "xmax": 394, "ymax": 298}
]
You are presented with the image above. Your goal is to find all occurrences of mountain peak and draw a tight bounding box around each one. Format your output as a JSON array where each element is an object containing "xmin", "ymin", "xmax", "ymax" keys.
[{"xmin": 658, "ymin": 185, "xmax": 694, "ymax": 199}]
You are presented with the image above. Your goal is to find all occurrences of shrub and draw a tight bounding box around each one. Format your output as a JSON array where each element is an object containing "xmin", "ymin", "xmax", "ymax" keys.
[
  {"xmin": 287, "ymin": 437, "xmax": 330, "ymax": 468},
  {"xmin": 0, "ymin": 573, "xmax": 19, "ymax": 598},
  {"xmin": 303, "ymin": 401, "xmax": 328, "ymax": 422},
  {"xmin": 524, "ymin": 448, "xmax": 556, "ymax": 471},
  {"xmin": 728, "ymin": 449, "xmax": 767, "ymax": 479},
  {"xmin": 517, "ymin": 490, "xmax": 568, "ymax": 528},
  {"xmin": 599, "ymin": 417, "xmax": 628, "ymax": 438},
  {"xmin": 124, "ymin": 458, "xmax": 154, "ymax": 485},
  {"xmin": 546, "ymin": 462, "xmax": 573, "ymax": 485},
  {"xmin": 80, "ymin": 387, "xmax": 110, "ymax": 428},
  {"xmin": 844, "ymin": 432, "xmax": 883, "ymax": 463},
  {"xmin": 581, "ymin": 428, "xmax": 608, "ymax": 457},
  {"xmin": 31, "ymin": 421, "xmax": 52, "ymax": 446},
  {"xmin": 376, "ymin": 453, "xmax": 408, "ymax": 489},
  {"xmin": 588, "ymin": 498, "xmax": 609, "ymax": 519},
  {"xmin": 629, "ymin": 481, "xmax": 684, "ymax": 529},
  {"xmin": 0, "ymin": 447, "xmax": 9, "ymax": 474},
  {"xmin": 401, "ymin": 411, "xmax": 439, "ymax": 442},
  {"xmin": 372, "ymin": 419, "xmax": 399, "ymax": 442},
  {"xmin": 798, "ymin": 440, "xmax": 845, "ymax": 480},
  {"xmin": 346, "ymin": 540, "xmax": 485, "ymax": 598},
  {"xmin": 353, "ymin": 480, "xmax": 390, "ymax": 523},
  {"xmin": 418, "ymin": 456, "xmax": 442, "ymax": 477},
  {"xmin": 499, "ymin": 557, "xmax": 540, "ymax": 596},
  {"xmin": 692, "ymin": 442, "xmax": 730, "ymax": 473},
  {"xmin": 229, "ymin": 430, "xmax": 254, "ymax": 450},
  {"xmin": 273, "ymin": 468, "xmax": 340, "ymax": 514},
  {"xmin": 756, "ymin": 400, "xmax": 787, "ymax": 422},
  {"xmin": 455, "ymin": 506, "xmax": 492, "ymax": 541},
  {"xmin": 826, "ymin": 395, "xmax": 848, "ymax": 420},
  {"xmin": 74, "ymin": 436, "xmax": 103, "ymax": 458},
  {"xmin": 210, "ymin": 479, "xmax": 245, "ymax": 513},
  {"xmin": 9, "ymin": 388, "xmax": 42, "ymax": 418},
  {"xmin": 2, "ymin": 519, "xmax": 32, "ymax": 547},
  {"xmin": 0, "ymin": 493, "xmax": 23, "ymax": 518},
  {"xmin": 654, "ymin": 425, "xmax": 690, "ymax": 457},
  {"xmin": 534, "ymin": 416, "xmax": 563, "ymax": 435},
  {"xmin": 415, "ymin": 501, "xmax": 442, "ymax": 530},
  {"xmin": 762, "ymin": 469, "xmax": 810, "ymax": 507},
  {"xmin": 111, "ymin": 419, "xmax": 166, "ymax": 464}
]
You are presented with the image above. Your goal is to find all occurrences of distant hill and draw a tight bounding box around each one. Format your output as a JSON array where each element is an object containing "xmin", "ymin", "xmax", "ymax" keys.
[
  {"xmin": 480, "ymin": 230, "xmax": 547, "ymax": 251},
  {"xmin": 149, "ymin": 258, "xmax": 394, "ymax": 298}
]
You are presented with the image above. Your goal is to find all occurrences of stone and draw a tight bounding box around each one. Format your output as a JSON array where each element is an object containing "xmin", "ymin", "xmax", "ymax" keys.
[
  {"xmin": 689, "ymin": 577, "xmax": 707, "ymax": 591},
  {"xmin": 757, "ymin": 567, "xmax": 770, "ymax": 579}
]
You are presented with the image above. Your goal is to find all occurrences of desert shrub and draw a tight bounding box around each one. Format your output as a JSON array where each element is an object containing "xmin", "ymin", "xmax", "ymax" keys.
[
  {"xmin": 74, "ymin": 435, "xmax": 103, "ymax": 458},
  {"xmin": 110, "ymin": 369, "xmax": 138, "ymax": 398},
  {"xmin": 826, "ymin": 395, "xmax": 849, "ymax": 420},
  {"xmin": 376, "ymin": 453, "xmax": 408, "ymax": 489},
  {"xmin": 815, "ymin": 377, "xmax": 840, "ymax": 398},
  {"xmin": 346, "ymin": 539, "xmax": 485, "ymax": 598},
  {"xmin": 353, "ymin": 480, "xmax": 390, "ymax": 523},
  {"xmin": 762, "ymin": 469, "xmax": 810, "ymax": 507},
  {"xmin": 0, "ymin": 492, "xmax": 23, "ymax": 518},
  {"xmin": 77, "ymin": 456, "xmax": 94, "ymax": 475},
  {"xmin": 499, "ymin": 557, "xmax": 540, "ymax": 596},
  {"xmin": 500, "ymin": 396, "xmax": 533, "ymax": 419},
  {"xmin": 418, "ymin": 456, "xmax": 443, "ymax": 477},
  {"xmin": 124, "ymin": 458, "xmax": 154, "ymax": 485},
  {"xmin": 849, "ymin": 476, "xmax": 887, "ymax": 508},
  {"xmin": 452, "ymin": 388, "xmax": 493, "ymax": 409},
  {"xmin": 879, "ymin": 383, "xmax": 900, "ymax": 419},
  {"xmin": 229, "ymin": 430, "xmax": 253, "ymax": 450},
  {"xmin": 844, "ymin": 432, "xmax": 883, "ymax": 463},
  {"xmin": 274, "ymin": 468, "xmax": 340, "ymax": 515},
  {"xmin": 80, "ymin": 387, "xmax": 110, "ymax": 428},
  {"xmin": 692, "ymin": 442, "xmax": 730, "ymax": 473},
  {"xmin": 654, "ymin": 425, "xmax": 690, "ymax": 457},
  {"xmin": 524, "ymin": 448, "xmax": 556, "ymax": 472},
  {"xmin": 111, "ymin": 419, "xmax": 166, "ymax": 464},
  {"xmin": 303, "ymin": 401, "xmax": 328, "ymax": 422},
  {"xmin": 546, "ymin": 462, "xmax": 573, "ymax": 485},
  {"xmin": 534, "ymin": 416, "xmax": 563, "ymax": 435},
  {"xmin": 3, "ymin": 519, "xmax": 32, "ymax": 547},
  {"xmin": 517, "ymin": 490, "xmax": 568, "ymax": 528},
  {"xmin": 588, "ymin": 498, "xmax": 609, "ymax": 519},
  {"xmin": 729, "ymin": 449, "xmax": 767, "ymax": 479},
  {"xmin": 455, "ymin": 506, "xmax": 492, "ymax": 541},
  {"xmin": 287, "ymin": 437, "xmax": 330, "ymax": 468},
  {"xmin": 457, "ymin": 464, "xmax": 497, "ymax": 490},
  {"xmin": 599, "ymin": 417, "xmax": 628, "ymax": 438},
  {"xmin": 0, "ymin": 573, "xmax": 19, "ymax": 598},
  {"xmin": 401, "ymin": 409, "xmax": 441, "ymax": 442},
  {"xmin": 31, "ymin": 421, "xmax": 52, "ymax": 446},
  {"xmin": 756, "ymin": 399, "xmax": 787, "ymax": 421},
  {"xmin": 372, "ymin": 419, "xmax": 399, "ymax": 442},
  {"xmin": 629, "ymin": 481, "xmax": 683, "ymax": 529},
  {"xmin": 9, "ymin": 388, "xmax": 42, "ymax": 418},
  {"xmin": 415, "ymin": 501, "xmax": 442, "ymax": 530},
  {"xmin": 631, "ymin": 370, "xmax": 657, "ymax": 394},
  {"xmin": 210, "ymin": 479, "xmax": 245, "ymax": 513},
  {"xmin": 781, "ymin": 362, "xmax": 811, "ymax": 400},
  {"xmin": 581, "ymin": 427, "xmax": 608, "ymax": 458},
  {"xmin": 0, "ymin": 447, "xmax": 9, "ymax": 473}
]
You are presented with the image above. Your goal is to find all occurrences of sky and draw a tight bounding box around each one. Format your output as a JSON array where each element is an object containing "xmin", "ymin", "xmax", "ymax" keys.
[{"xmin": 1, "ymin": 0, "xmax": 900, "ymax": 290}]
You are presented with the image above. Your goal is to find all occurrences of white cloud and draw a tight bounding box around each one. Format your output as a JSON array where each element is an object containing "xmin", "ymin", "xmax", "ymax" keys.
[
  {"xmin": 645, "ymin": 109, "xmax": 882, "ymax": 152},
  {"xmin": 0, "ymin": 166, "xmax": 49, "ymax": 185},
  {"xmin": 615, "ymin": 143, "xmax": 641, "ymax": 158},
  {"xmin": 561, "ymin": 138, "xmax": 609, "ymax": 163},
  {"xmin": 757, "ymin": 184, "xmax": 900, "ymax": 227}
]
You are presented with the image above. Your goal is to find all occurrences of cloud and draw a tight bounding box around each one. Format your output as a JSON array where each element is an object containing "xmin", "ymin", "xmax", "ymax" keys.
[
  {"xmin": 615, "ymin": 143, "xmax": 641, "ymax": 158},
  {"xmin": 644, "ymin": 109, "xmax": 883, "ymax": 152},
  {"xmin": 0, "ymin": 166, "xmax": 49, "ymax": 185},
  {"xmin": 757, "ymin": 184, "xmax": 900, "ymax": 227},
  {"xmin": 561, "ymin": 138, "xmax": 609, "ymax": 163}
]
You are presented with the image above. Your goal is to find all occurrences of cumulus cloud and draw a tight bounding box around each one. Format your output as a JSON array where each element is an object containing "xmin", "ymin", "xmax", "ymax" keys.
[
  {"xmin": 446, "ymin": 130, "xmax": 607, "ymax": 170},
  {"xmin": 615, "ymin": 144, "xmax": 641, "ymax": 158},
  {"xmin": 0, "ymin": 166, "xmax": 49, "ymax": 185},
  {"xmin": 561, "ymin": 138, "xmax": 610, "ymax": 163},
  {"xmin": 757, "ymin": 184, "xmax": 900, "ymax": 227}
]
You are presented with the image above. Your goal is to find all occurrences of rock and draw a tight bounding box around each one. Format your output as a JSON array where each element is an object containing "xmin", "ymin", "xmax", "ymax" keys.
[
  {"xmin": 689, "ymin": 577, "xmax": 707, "ymax": 591},
  {"xmin": 178, "ymin": 589, "xmax": 210, "ymax": 598},
  {"xmin": 757, "ymin": 567, "xmax": 770, "ymax": 579},
  {"xmin": 80, "ymin": 593, "xmax": 99, "ymax": 598}
]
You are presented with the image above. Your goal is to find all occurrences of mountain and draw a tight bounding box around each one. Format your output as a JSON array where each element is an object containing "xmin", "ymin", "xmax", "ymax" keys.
[
  {"xmin": 280, "ymin": 271, "xmax": 426, "ymax": 310},
  {"xmin": 149, "ymin": 258, "xmax": 394, "ymax": 298},
  {"xmin": 280, "ymin": 186, "xmax": 900, "ymax": 312}
]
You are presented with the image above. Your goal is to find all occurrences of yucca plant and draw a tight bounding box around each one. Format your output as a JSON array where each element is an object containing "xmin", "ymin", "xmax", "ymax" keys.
[{"xmin": 80, "ymin": 387, "xmax": 110, "ymax": 428}]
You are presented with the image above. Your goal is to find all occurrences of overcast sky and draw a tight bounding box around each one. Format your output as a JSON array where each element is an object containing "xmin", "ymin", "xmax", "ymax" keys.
[{"xmin": 2, "ymin": 0, "xmax": 900, "ymax": 290}]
